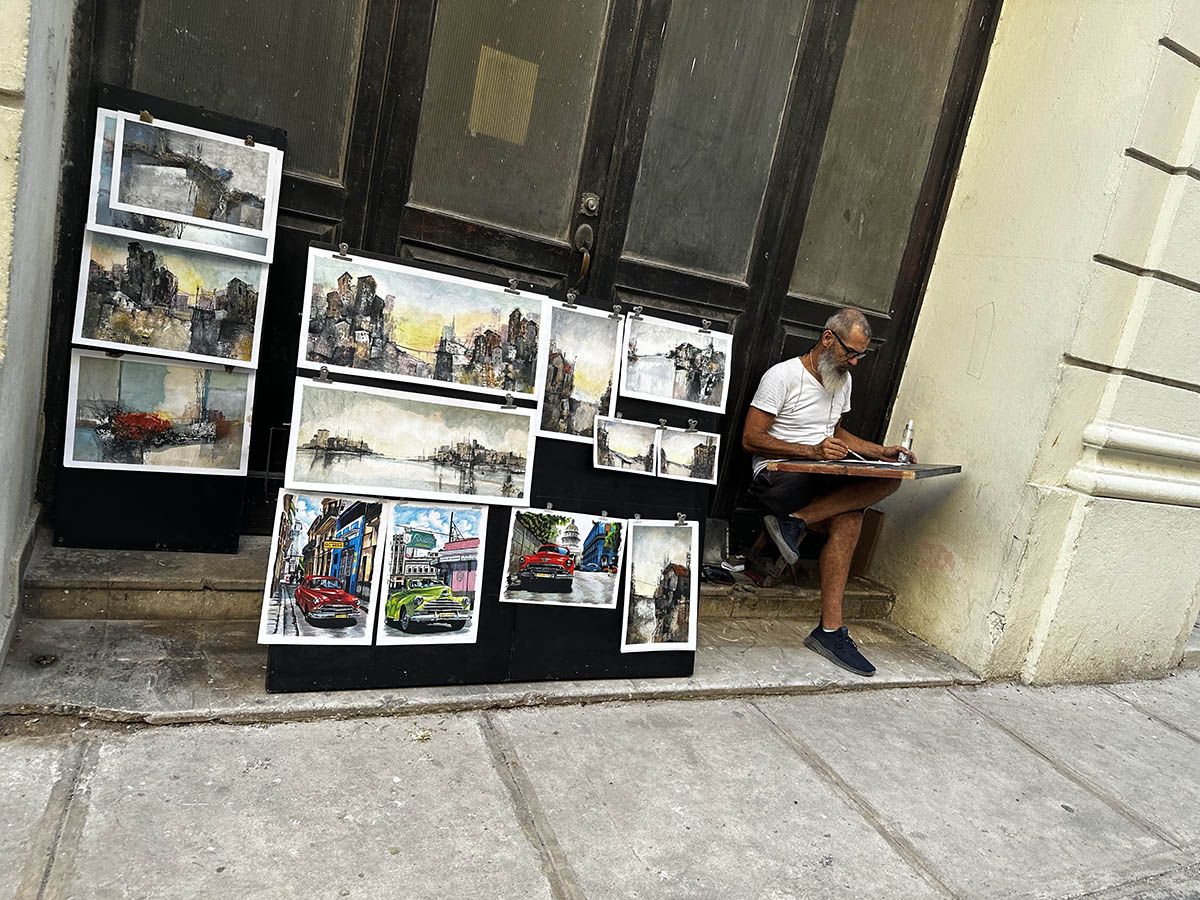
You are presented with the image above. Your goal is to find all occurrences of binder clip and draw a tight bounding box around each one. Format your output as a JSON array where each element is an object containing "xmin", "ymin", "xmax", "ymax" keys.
[
  {"xmin": 501, "ymin": 393, "xmax": 516, "ymax": 409},
  {"xmin": 333, "ymin": 242, "xmax": 353, "ymax": 261},
  {"xmin": 658, "ymin": 418, "xmax": 668, "ymax": 429},
  {"xmin": 138, "ymin": 109, "xmax": 153, "ymax": 123},
  {"xmin": 545, "ymin": 501, "xmax": 553, "ymax": 510},
  {"xmin": 699, "ymin": 319, "xmax": 712, "ymax": 334},
  {"xmin": 103, "ymin": 349, "xmax": 125, "ymax": 358},
  {"xmin": 563, "ymin": 290, "xmax": 579, "ymax": 310},
  {"xmin": 244, "ymin": 135, "xmax": 255, "ymax": 147},
  {"xmin": 633, "ymin": 513, "xmax": 642, "ymax": 520},
  {"xmin": 504, "ymin": 278, "xmax": 521, "ymax": 295},
  {"xmin": 317, "ymin": 366, "xmax": 332, "ymax": 383},
  {"xmin": 686, "ymin": 419, "xmax": 698, "ymax": 433},
  {"xmin": 614, "ymin": 411, "xmax": 623, "ymax": 419},
  {"xmin": 601, "ymin": 509, "xmax": 608, "ymax": 518},
  {"xmin": 674, "ymin": 513, "xmax": 688, "ymax": 526},
  {"xmin": 609, "ymin": 303, "xmax": 623, "ymax": 320},
  {"xmin": 630, "ymin": 305, "xmax": 644, "ymax": 320}
]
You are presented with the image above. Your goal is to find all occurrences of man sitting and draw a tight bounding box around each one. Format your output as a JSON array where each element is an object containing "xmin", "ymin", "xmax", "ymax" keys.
[{"xmin": 741, "ymin": 308, "xmax": 912, "ymax": 677}]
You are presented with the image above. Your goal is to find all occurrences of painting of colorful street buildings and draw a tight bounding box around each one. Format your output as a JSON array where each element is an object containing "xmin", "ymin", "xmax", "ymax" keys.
[
  {"xmin": 258, "ymin": 492, "xmax": 383, "ymax": 645},
  {"xmin": 500, "ymin": 509, "xmax": 625, "ymax": 608},
  {"xmin": 622, "ymin": 520, "xmax": 699, "ymax": 652},
  {"xmin": 538, "ymin": 304, "xmax": 620, "ymax": 441},
  {"xmin": 299, "ymin": 249, "xmax": 547, "ymax": 398},
  {"xmin": 375, "ymin": 502, "xmax": 488, "ymax": 645}
]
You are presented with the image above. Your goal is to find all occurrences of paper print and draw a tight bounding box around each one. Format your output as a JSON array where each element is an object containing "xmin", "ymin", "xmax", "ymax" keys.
[
  {"xmin": 538, "ymin": 303, "xmax": 621, "ymax": 442},
  {"xmin": 657, "ymin": 427, "xmax": 720, "ymax": 485},
  {"xmin": 375, "ymin": 501, "xmax": 489, "ymax": 645},
  {"xmin": 64, "ymin": 349, "xmax": 253, "ymax": 475},
  {"xmin": 258, "ymin": 491, "xmax": 384, "ymax": 646},
  {"xmin": 499, "ymin": 508, "xmax": 625, "ymax": 608},
  {"xmin": 299, "ymin": 248, "xmax": 548, "ymax": 399},
  {"xmin": 593, "ymin": 416, "xmax": 658, "ymax": 476},
  {"xmin": 285, "ymin": 379, "xmax": 537, "ymax": 505},
  {"xmin": 111, "ymin": 112, "xmax": 282, "ymax": 238},
  {"xmin": 87, "ymin": 111, "xmax": 271, "ymax": 262},
  {"xmin": 621, "ymin": 519, "xmax": 699, "ymax": 653},
  {"xmin": 620, "ymin": 314, "xmax": 732, "ymax": 413},
  {"xmin": 73, "ymin": 230, "xmax": 267, "ymax": 366}
]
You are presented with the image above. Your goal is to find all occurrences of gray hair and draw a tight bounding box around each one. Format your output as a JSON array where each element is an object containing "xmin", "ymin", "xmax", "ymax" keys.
[{"xmin": 824, "ymin": 308, "xmax": 871, "ymax": 340}]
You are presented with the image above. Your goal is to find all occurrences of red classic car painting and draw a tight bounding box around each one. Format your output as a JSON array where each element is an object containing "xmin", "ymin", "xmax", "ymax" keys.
[
  {"xmin": 514, "ymin": 543, "xmax": 575, "ymax": 592},
  {"xmin": 293, "ymin": 575, "xmax": 360, "ymax": 625}
]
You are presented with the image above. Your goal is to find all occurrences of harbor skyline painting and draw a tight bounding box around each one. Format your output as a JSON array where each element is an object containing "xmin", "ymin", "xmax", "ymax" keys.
[
  {"xmin": 285, "ymin": 379, "xmax": 537, "ymax": 505},
  {"xmin": 65, "ymin": 349, "xmax": 253, "ymax": 475},
  {"xmin": 299, "ymin": 249, "xmax": 548, "ymax": 399},
  {"xmin": 620, "ymin": 313, "xmax": 732, "ymax": 413}
]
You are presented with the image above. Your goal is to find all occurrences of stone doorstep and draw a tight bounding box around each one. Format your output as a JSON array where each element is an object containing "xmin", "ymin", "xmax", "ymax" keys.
[{"xmin": 22, "ymin": 532, "xmax": 895, "ymax": 621}]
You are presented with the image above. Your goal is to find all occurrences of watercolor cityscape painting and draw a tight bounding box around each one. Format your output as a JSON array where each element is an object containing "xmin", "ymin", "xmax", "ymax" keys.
[
  {"xmin": 299, "ymin": 249, "xmax": 548, "ymax": 399},
  {"xmin": 111, "ymin": 113, "xmax": 281, "ymax": 237},
  {"xmin": 593, "ymin": 416, "xmax": 658, "ymax": 476},
  {"xmin": 621, "ymin": 520, "xmax": 698, "ymax": 652},
  {"xmin": 88, "ymin": 112, "xmax": 271, "ymax": 262},
  {"xmin": 65, "ymin": 350, "xmax": 253, "ymax": 475},
  {"xmin": 658, "ymin": 427, "xmax": 720, "ymax": 485},
  {"xmin": 258, "ymin": 491, "xmax": 384, "ymax": 646},
  {"xmin": 500, "ymin": 508, "xmax": 625, "ymax": 609},
  {"xmin": 375, "ymin": 501, "xmax": 488, "ymax": 646},
  {"xmin": 74, "ymin": 230, "xmax": 266, "ymax": 365},
  {"xmin": 539, "ymin": 304, "xmax": 621, "ymax": 442},
  {"xmin": 286, "ymin": 379, "xmax": 537, "ymax": 505},
  {"xmin": 620, "ymin": 314, "xmax": 732, "ymax": 413}
]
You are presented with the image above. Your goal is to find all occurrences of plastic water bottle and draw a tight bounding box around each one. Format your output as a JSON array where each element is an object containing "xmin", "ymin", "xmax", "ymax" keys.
[{"xmin": 898, "ymin": 420, "xmax": 914, "ymax": 464}]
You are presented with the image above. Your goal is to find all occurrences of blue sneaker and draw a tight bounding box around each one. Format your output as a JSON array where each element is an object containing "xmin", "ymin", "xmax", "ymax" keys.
[
  {"xmin": 804, "ymin": 625, "xmax": 876, "ymax": 677},
  {"xmin": 763, "ymin": 514, "xmax": 806, "ymax": 565}
]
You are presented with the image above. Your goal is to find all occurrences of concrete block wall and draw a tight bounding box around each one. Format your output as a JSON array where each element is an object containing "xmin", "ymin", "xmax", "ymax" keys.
[
  {"xmin": 869, "ymin": 0, "xmax": 1200, "ymax": 682},
  {"xmin": 0, "ymin": 0, "xmax": 72, "ymax": 665}
]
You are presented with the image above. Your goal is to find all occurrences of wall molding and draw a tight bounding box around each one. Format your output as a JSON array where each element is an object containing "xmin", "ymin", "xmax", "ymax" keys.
[{"xmin": 1082, "ymin": 420, "xmax": 1200, "ymax": 462}]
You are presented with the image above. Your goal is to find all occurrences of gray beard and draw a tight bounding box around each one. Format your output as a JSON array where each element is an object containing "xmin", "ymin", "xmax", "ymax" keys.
[{"xmin": 816, "ymin": 352, "xmax": 848, "ymax": 395}]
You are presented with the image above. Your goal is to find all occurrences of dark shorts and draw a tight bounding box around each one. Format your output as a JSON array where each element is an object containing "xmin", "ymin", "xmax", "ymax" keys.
[{"xmin": 750, "ymin": 470, "xmax": 843, "ymax": 518}]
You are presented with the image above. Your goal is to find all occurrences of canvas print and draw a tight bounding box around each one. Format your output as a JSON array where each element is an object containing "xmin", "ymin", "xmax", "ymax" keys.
[
  {"xmin": 621, "ymin": 520, "xmax": 699, "ymax": 653},
  {"xmin": 258, "ymin": 491, "xmax": 384, "ymax": 646},
  {"xmin": 87, "ymin": 111, "xmax": 271, "ymax": 262},
  {"xmin": 299, "ymin": 248, "xmax": 548, "ymax": 399},
  {"xmin": 500, "ymin": 508, "xmax": 626, "ymax": 608},
  {"xmin": 73, "ymin": 230, "xmax": 267, "ymax": 366},
  {"xmin": 657, "ymin": 427, "xmax": 720, "ymax": 485},
  {"xmin": 111, "ymin": 112, "xmax": 282, "ymax": 237},
  {"xmin": 375, "ymin": 501, "xmax": 488, "ymax": 645},
  {"xmin": 593, "ymin": 416, "xmax": 658, "ymax": 476},
  {"xmin": 64, "ymin": 349, "xmax": 253, "ymax": 475},
  {"xmin": 286, "ymin": 379, "xmax": 537, "ymax": 505},
  {"xmin": 538, "ymin": 303, "xmax": 621, "ymax": 442},
  {"xmin": 620, "ymin": 313, "xmax": 732, "ymax": 413}
]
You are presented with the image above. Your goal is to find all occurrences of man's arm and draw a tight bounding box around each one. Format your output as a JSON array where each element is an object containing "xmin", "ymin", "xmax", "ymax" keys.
[
  {"xmin": 742, "ymin": 407, "xmax": 850, "ymax": 461},
  {"xmin": 832, "ymin": 420, "xmax": 916, "ymax": 462}
]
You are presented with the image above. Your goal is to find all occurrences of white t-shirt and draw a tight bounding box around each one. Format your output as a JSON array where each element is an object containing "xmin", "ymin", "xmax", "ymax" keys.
[{"xmin": 749, "ymin": 357, "xmax": 852, "ymax": 476}]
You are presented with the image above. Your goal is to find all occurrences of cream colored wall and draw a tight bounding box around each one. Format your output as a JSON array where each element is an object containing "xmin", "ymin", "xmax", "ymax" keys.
[
  {"xmin": 870, "ymin": 0, "xmax": 1200, "ymax": 681},
  {"xmin": 0, "ymin": 0, "xmax": 71, "ymax": 664}
]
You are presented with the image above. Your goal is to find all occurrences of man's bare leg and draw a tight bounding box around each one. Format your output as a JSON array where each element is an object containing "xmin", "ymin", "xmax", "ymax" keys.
[
  {"xmin": 792, "ymin": 477, "xmax": 899, "ymax": 527},
  {"xmin": 816, "ymin": 511, "xmax": 863, "ymax": 630}
]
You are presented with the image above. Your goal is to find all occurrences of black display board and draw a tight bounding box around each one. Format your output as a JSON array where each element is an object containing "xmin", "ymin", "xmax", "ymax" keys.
[{"xmin": 53, "ymin": 86, "xmax": 286, "ymax": 552}]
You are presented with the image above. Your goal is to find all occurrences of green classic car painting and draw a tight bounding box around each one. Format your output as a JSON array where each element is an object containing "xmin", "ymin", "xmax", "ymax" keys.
[{"xmin": 384, "ymin": 577, "xmax": 471, "ymax": 633}]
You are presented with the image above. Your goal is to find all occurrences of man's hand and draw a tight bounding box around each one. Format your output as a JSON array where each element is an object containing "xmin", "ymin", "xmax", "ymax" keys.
[
  {"xmin": 816, "ymin": 437, "xmax": 849, "ymax": 460},
  {"xmin": 879, "ymin": 444, "xmax": 917, "ymax": 463}
]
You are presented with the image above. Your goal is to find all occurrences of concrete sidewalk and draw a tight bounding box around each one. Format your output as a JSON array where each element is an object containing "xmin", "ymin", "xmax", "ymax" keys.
[{"xmin": 3, "ymin": 664, "xmax": 1200, "ymax": 898}]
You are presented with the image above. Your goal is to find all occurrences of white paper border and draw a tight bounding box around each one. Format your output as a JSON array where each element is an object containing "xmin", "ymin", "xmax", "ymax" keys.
[
  {"xmin": 620, "ymin": 519, "xmax": 699, "ymax": 653},
  {"xmin": 296, "ymin": 247, "xmax": 551, "ymax": 402},
  {"xmin": 285, "ymin": 378, "xmax": 538, "ymax": 506},
  {"xmin": 592, "ymin": 415, "xmax": 659, "ymax": 477},
  {"xmin": 656, "ymin": 426, "xmax": 721, "ymax": 486},
  {"xmin": 618, "ymin": 312, "xmax": 733, "ymax": 414},
  {"xmin": 63, "ymin": 348, "xmax": 255, "ymax": 476},
  {"xmin": 498, "ymin": 507, "xmax": 627, "ymax": 609},
  {"xmin": 373, "ymin": 500, "xmax": 489, "ymax": 646},
  {"xmin": 257, "ymin": 491, "xmax": 387, "ymax": 646},
  {"xmin": 87, "ymin": 110, "xmax": 274, "ymax": 263},
  {"xmin": 72, "ymin": 229, "xmax": 270, "ymax": 369},
  {"xmin": 536, "ymin": 302, "xmax": 624, "ymax": 443},
  {"xmin": 111, "ymin": 111, "xmax": 283, "ymax": 240}
]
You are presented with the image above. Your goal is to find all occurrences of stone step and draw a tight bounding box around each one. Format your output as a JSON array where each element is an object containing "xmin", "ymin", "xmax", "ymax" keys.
[{"xmin": 21, "ymin": 533, "xmax": 894, "ymax": 621}]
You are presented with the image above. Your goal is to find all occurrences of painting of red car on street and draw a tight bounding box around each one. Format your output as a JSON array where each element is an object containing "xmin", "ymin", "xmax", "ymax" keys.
[
  {"xmin": 499, "ymin": 508, "xmax": 626, "ymax": 609},
  {"xmin": 257, "ymin": 491, "xmax": 385, "ymax": 645}
]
